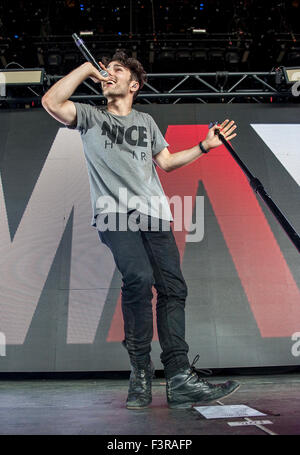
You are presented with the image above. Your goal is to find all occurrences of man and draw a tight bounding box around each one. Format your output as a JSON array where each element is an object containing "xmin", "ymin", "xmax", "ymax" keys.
[{"xmin": 42, "ymin": 51, "xmax": 239, "ymax": 410}]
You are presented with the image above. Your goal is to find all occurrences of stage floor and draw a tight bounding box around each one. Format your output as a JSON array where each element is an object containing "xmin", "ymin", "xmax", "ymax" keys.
[{"xmin": 0, "ymin": 372, "xmax": 300, "ymax": 435}]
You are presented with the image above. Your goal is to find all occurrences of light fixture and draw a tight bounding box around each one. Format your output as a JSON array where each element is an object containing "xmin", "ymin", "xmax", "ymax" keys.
[
  {"xmin": 80, "ymin": 31, "xmax": 94, "ymax": 36},
  {"xmin": 0, "ymin": 68, "xmax": 44, "ymax": 85},
  {"xmin": 282, "ymin": 67, "xmax": 300, "ymax": 84}
]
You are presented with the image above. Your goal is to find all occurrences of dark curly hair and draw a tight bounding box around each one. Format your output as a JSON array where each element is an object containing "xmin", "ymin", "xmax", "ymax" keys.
[{"xmin": 102, "ymin": 51, "xmax": 147, "ymax": 102}]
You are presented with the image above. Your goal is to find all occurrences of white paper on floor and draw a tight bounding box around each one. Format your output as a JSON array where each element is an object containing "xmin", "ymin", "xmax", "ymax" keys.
[{"xmin": 194, "ymin": 405, "xmax": 266, "ymax": 419}]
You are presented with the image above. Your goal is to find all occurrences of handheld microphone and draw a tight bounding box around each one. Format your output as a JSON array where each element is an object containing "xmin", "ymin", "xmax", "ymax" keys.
[
  {"xmin": 209, "ymin": 121, "xmax": 220, "ymax": 135},
  {"xmin": 209, "ymin": 121, "xmax": 218, "ymax": 129},
  {"xmin": 72, "ymin": 33, "xmax": 108, "ymax": 78}
]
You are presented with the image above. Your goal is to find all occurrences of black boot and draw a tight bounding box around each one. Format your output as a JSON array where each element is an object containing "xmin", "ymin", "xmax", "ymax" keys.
[
  {"xmin": 126, "ymin": 360, "xmax": 155, "ymax": 409},
  {"xmin": 166, "ymin": 356, "xmax": 240, "ymax": 409}
]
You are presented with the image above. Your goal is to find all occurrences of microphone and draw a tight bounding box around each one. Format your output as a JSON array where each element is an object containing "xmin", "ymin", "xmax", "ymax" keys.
[
  {"xmin": 209, "ymin": 120, "xmax": 220, "ymax": 135},
  {"xmin": 72, "ymin": 33, "xmax": 108, "ymax": 78}
]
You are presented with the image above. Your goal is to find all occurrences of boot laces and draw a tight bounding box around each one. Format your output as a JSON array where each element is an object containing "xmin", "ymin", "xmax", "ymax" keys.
[{"xmin": 190, "ymin": 354, "xmax": 213, "ymax": 384}]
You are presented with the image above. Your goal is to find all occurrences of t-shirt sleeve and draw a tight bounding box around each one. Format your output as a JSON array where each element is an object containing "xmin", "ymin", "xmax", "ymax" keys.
[
  {"xmin": 148, "ymin": 115, "xmax": 169, "ymax": 157},
  {"xmin": 66, "ymin": 102, "xmax": 97, "ymax": 134}
]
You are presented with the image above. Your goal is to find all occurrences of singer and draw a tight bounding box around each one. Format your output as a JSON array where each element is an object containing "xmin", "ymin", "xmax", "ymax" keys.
[{"xmin": 42, "ymin": 51, "xmax": 239, "ymax": 409}]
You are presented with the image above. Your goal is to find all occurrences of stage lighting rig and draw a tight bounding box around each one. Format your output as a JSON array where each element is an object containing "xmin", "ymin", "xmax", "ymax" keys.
[{"xmin": 282, "ymin": 66, "xmax": 300, "ymax": 84}]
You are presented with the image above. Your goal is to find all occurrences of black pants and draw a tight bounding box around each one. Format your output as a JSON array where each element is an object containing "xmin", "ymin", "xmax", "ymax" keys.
[{"xmin": 97, "ymin": 212, "xmax": 190, "ymax": 378}]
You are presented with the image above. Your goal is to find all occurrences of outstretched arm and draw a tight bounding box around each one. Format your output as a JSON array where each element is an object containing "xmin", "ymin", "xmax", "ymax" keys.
[{"xmin": 154, "ymin": 119, "xmax": 237, "ymax": 172}]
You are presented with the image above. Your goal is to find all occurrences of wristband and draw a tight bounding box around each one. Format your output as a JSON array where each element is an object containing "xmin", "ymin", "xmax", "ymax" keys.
[{"xmin": 199, "ymin": 141, "xmax": 209, "ymax": 154}]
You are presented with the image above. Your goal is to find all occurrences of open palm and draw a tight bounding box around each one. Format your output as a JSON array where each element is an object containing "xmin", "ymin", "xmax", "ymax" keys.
[{"xmin": 205, "ymin": 119, "xmax": 237, "ymax": 150}]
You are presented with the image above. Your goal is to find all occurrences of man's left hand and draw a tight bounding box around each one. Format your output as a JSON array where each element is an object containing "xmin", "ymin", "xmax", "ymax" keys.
[{"xmin": 202, "ymin": 119, "xmax": 237, "ymax": 151}]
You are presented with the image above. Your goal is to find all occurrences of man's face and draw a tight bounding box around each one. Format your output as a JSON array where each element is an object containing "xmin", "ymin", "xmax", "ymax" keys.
[{"xmin": 101, "ymin": 61, "xmax": 137, "ymax": 99}]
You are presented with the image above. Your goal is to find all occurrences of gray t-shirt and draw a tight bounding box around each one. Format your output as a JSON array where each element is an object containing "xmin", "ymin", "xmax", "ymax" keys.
[{"xmin": 67, "ymin": 102, "xmax": 173, "ymax": 227}]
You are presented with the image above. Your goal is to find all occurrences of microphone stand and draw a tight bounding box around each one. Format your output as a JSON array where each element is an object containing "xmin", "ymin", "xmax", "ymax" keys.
[{"xmin": 214, "ymin": 128, "xmax": 300, "ymax": 253}]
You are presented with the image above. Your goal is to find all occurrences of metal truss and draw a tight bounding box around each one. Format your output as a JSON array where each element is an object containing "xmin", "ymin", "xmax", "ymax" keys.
[
  {"xmin": 136, "ymin": 71, "xmax": 292, "ymax": 104},
  {"xmin": 0, "ymin": 70, "xmax": 297, "ymax": 106}
]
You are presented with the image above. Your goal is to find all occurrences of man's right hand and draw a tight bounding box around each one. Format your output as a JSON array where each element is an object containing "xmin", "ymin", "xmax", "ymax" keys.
[{"xmin": 89, "ymin": 61, "xmax": 110, "ymax": 83}]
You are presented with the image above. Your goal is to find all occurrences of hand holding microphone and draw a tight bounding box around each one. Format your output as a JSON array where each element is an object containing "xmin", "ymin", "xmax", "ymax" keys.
[
  {"xmin": 72, "ymin": 33, "xmax": 108, "ymax": 76},
  {"xmin": 89, "ymin": 61, "xmax": 110, "ymax": 84},
  {"xmin": 72, "ymin": 32, "xmax": 111, "ymax": 84}
]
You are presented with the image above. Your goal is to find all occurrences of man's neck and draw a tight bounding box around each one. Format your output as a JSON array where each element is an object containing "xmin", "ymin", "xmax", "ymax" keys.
[{"xmin": 106, "ymin": 98, "xmax": 133, "ymax": 117}]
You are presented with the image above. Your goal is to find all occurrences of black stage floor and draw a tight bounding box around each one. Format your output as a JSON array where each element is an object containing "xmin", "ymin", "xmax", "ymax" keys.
[{"xmin": 0, "ymin": 372, "xmax": 299, "ymax": 435}]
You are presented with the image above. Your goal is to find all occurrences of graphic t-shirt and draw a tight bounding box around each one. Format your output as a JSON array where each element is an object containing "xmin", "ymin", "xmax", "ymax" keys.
[{"xmin": 67, "ymin": 102, "xmax": 173, "ymax": 227}]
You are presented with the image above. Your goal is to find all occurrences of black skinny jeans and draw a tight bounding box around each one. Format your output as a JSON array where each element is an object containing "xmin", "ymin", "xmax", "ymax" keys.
[{"xmin": 97, "ymin": 211, "xmax": 190, "ymax": 378}]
